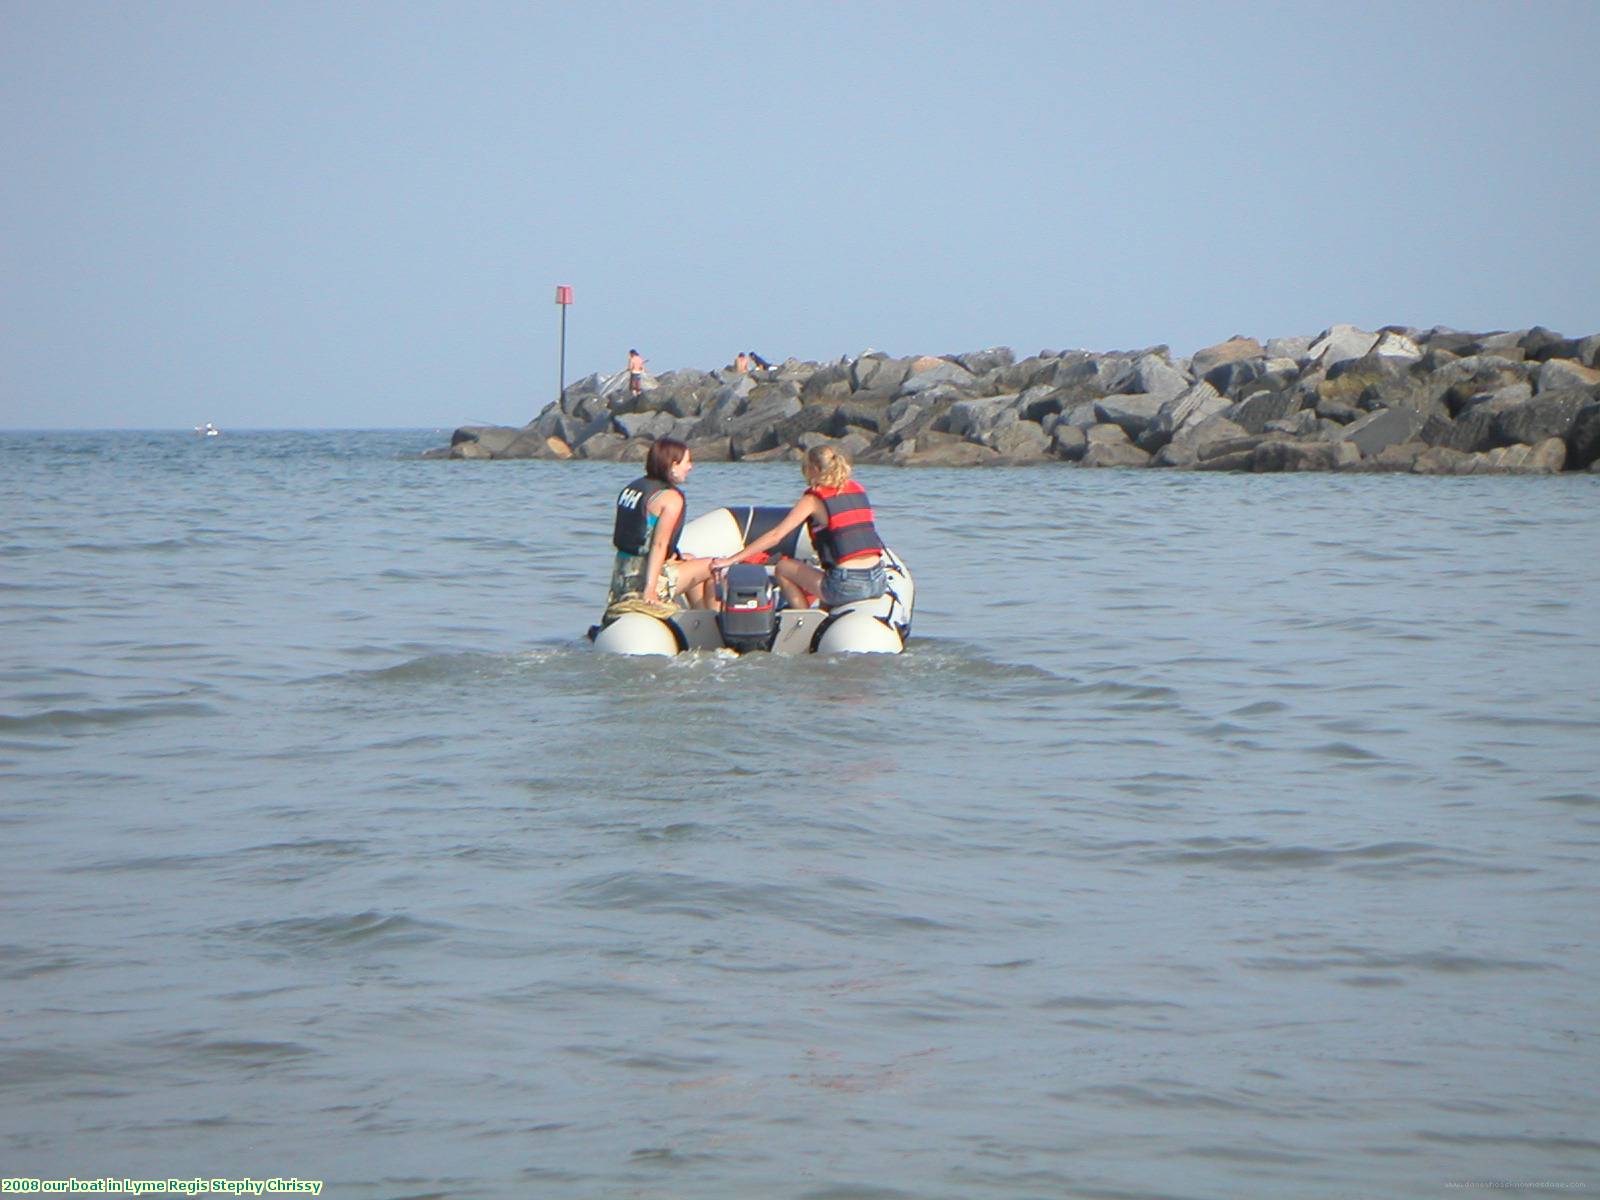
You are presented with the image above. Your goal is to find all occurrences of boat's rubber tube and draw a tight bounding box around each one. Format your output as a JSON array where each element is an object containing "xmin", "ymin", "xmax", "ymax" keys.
[
  {"xmin": 677, "ymin": 506, "xmax": 814, "ymax": 562},
  {"xmin": 591, "ymin": 612, "xmax": 681, "ymax": 656}
]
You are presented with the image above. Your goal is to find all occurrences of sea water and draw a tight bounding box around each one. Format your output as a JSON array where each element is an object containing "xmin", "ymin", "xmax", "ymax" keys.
[{"xmin": 2, "ymin": 430, "xmax": 1597, "ymax": 1199}]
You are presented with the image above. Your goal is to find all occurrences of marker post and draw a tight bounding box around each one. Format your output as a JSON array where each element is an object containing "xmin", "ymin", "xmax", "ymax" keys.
[{"xmin": 555, "ymin": 284, "xmax": 574, "ymax": 403}]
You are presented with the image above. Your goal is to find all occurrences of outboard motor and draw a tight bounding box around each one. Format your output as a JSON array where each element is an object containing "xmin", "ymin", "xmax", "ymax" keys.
[{"xmin": 716, "ymin": 563, "xmax": 780, "ymax": 653}]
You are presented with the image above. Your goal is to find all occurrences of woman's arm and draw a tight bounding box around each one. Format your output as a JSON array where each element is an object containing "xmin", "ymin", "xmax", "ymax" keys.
[
  {"xmin": 710, "ymin": 494, "xmax": 819, "ymax": 570},
  {"xmin": 639, "ymin": 489, "xmax": 684, "ymax": 601}
]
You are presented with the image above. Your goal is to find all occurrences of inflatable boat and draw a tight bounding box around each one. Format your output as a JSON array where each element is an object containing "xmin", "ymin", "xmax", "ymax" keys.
[{"xmin": 590, "ymin": 505, "xmax": 915, "ymax": 656}]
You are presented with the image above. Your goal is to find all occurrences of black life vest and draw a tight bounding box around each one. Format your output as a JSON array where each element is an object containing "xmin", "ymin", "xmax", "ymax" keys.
[
  {"xmin": 613, "ymin": 476, "xmax": 683, "ymax": 557},
  {"xmin": 806, "ymin": 480, "xmax": 884, "ymax": 568}
]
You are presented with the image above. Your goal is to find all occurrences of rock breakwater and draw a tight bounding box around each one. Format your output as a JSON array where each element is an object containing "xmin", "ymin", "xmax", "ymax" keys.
[{"xmin": 429, "ymin": 324, "xmax": 1600, "ymax": 473}]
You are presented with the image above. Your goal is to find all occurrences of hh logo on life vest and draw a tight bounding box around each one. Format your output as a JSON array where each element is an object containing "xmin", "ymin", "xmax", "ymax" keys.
[{"xmin": 618, "ymin": 487, "xmax": 644, "ymax": 510}]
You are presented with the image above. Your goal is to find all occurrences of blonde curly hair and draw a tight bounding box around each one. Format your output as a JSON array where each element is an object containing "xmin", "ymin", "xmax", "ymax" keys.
[{"xmin": 803, "ymin": 445, "xmax": 853, "ymax": 490}]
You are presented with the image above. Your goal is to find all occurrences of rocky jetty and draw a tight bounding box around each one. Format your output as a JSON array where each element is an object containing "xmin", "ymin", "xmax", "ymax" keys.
[{"xmin": 428, "ymin": 324, "xmax": 1600, "ymax": 474}]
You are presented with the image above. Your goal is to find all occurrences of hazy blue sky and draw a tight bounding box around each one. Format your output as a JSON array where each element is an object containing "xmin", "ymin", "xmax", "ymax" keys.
[{"xmin": 3, "ymin": 0, "xmax": 1596, "ymax": 430}]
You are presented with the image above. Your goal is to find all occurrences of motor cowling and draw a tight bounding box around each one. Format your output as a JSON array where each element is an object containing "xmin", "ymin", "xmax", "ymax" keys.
[{"xmin": 716, "ymin": 563, "xmax": 780, "ymax": 653}]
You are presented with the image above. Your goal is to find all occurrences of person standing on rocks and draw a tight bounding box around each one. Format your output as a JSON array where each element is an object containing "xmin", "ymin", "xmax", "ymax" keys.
[
  {"xmin": 627, "ymin": 348, "xmax": 646, "ymax": 397},
  {"xmin": 710, "ymin": 445, "xmax": 887, "ymax": 610},
  {"xmin": 608, "ymin": 438, "xmax": 716, "ymax": 615}
]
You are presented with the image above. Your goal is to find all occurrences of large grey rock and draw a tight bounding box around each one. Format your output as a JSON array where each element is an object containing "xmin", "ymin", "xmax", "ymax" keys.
[
  {"xmin": 1052, "ymin": 424, "xmax": 1088, "ymax": 461},
  {"xmin": 1373, "ymin": 330, "xmax": 1424, "ymax": 361},
  {"xmin": 991, "ymin": 420, "xmax": 1052, "ymax": 460},
  {"xmin": 1203, "ymin": 358, "xmax": 1268, "ymax": 396},
  {"xmin": 801, "ymin": 363, "xmax": 853, "ymax": 403},
  {"xmin": 850, "ymin": 354, "xmax": 911, "ymax": 394},
  {"xmin": 1127, "ymin": 354, "xmax": 1191, "ymax": 403},
  {"xmin": 1190, "ymin": 336, "xmax": 1265, "ymax": 378},
  {"xmin": 771, "ymin": 403, "xmax": 841, "ymax": 447},
  {"xmin": 1308, "ymin": 324, "xmax": 1379, "ymax": 367},
  {"xmin": 1426, "ymin": 405, "xmax": 1503, "ymax": 454},
  {"xmin": 1081, "ymin": 441, "xmax": 1151, "ymax": 468},
  {"xmin": 1248, "ymin": 440, "xmax": 1361, "ymax": 472},
  {"xmin": 833, "ymin": 398, "xmax": 892, "ymax": 433},
  {"xmin": 613, "ymin": 410, "xmax": 679, "ymax": 441},
  {"xmin": 1053, "ymin": 400, "xmax": 1097, "ymax": 430},
  {"xmin": 1223, "ymin": 388, "xmax": 1302, "ymax": 434},
  {"xmin": 1017, "ymin": 383, "xmax": 1065, "ymax": 422},
  {"xmin": 1085, "ymin": 422, "xmax": 1132, "ymax": 446},
  {"xmin": 1320, "ymin": 354, "xmax": 1444, "ymax": 416},
  {"xmin": 945, "ymin": 394, "xmax": 1022, "ymax": 440},
  {"xmin": 1171, "ymin": 415, "xmax": 1250, "ymax": 458},
  {"xmin": 1265, "ymin": 334, "xmax": 1316, "ymax": 361},
  {"xmin": 450, "ymin": 424, "xmax": 526, "ymax": 455},
  {"xmin": 1363, "ymin": 441, "xmax": 1427, "ymax": 472},
  {"xmin": 1052, "ymin": 353, "xmax": 1136, "ymax": 397},
  {"xmin": 1535, "ymin": 358, "xmax": 1600, "ymax": 393},
  {"xmin": 1338, "ymin": 406, "xmax": 1428, "ymax": 457},
  {"xmin": 898, "ymin": 356, "xmax": 977, "ymax": 395},
  {"xmin": 1469, "ymin": 439, "xmax": 1566, "ymax": 474},
  {"xmin": 994, "ymin": 353, "xmax": 1073, "ymax": 394},
  {"xmin": 1412, "ymin": 446, "xmax": 1474, "ymax": 475},
  {"xmin": 1141, "ymin": 381, "xmax": 1229, "ymax": 453},
  {"xmin": 954, "ymin": 347, "xmax": 1016, "ymax": 376},
  {"xmin": 1457, "ymin": 381, "xmax": 1534, "ymax": 413},
  {"xmin": 1433, "ymin": 356, "xmax": 1533, "ymax": 413},
  {"xmin": 1519, "ymin": 326, "xmax": 1571, "ymax": 361},
  {"xmin": 686, "ymin": 436, "xmax": 732, "ymax": 462},
  {"xmin": 574, "ymin": 431, "xmax": 629, "ymax": 460},
  {"xmin": 1156, "ymin": 381, "xmax": 1228, "ymax": 435},
  {"xmin": 1264, "ymin": 409, "xmax": 1331, "ymax": 439},
  {"xmin": 1493, "ymin": 389, "xmax": 1590, "ymax": 448},
  {"xmin": 1567, "ymin": 402, "xmax": 1600, "ymax": 470},
  {"xmin": 894, "ymin": 439, "xmax": 1000, "ymax": 467},
  {"xmin": 1094, "ymin": 393, "xmax": 1168, "ymax": 437}
]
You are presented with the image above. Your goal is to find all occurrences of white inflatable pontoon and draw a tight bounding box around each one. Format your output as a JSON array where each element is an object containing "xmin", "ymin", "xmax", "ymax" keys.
[{"xmin": 591, "ymin": 505, "xmax": 915, "ymax": 657}]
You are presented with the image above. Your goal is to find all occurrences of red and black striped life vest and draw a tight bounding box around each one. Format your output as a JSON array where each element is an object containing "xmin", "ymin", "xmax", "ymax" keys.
[{"xmin": 806, "ymin": 480, "xmax": 884, "ymax": 568}]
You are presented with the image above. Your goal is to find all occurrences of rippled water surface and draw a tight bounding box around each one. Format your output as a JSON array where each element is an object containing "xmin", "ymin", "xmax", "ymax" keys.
[{"xmin": 3, "ymin": 430, "xmax": 1598, "ymax": 1199}]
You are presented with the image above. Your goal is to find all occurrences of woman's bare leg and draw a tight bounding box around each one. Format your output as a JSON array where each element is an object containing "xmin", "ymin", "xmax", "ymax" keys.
[{"xmin": 774, "ymin": 559, "xmax": 825, "ymax": 608}]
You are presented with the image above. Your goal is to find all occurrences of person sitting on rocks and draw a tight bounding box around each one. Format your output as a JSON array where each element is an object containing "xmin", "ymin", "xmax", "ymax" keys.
[
  {"xmin": 734, "ymin": 351, "xmax": 750, "ymax": 374},
  {"xmin": 748, "ymin": 350, "xmax": 772, "ymax": 370},
  {"xmin": 607, "ymin": 438, "xmax": 716, "ymax": 616},
  {"xmin": 710, "ymin": 445, "xmax": 887, "ymax": 611}
]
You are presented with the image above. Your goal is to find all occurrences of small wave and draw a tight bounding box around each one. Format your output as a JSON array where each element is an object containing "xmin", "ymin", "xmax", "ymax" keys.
[
  {"xmin": 1036, "ymin": 994, "xmax": 1184, "ymax": 1012},
  {"xmin": 148, "ymin": 1034, "xmax": 315, "ymax": 1067},
  {"xmin": 1150, "ymin": 838, "xmax": 1440, "ymax": 871},
  {"xmin": 1537, "ymin": 791, "xmax": 1600, "ymax": 807},
  {"xmin": 0, "ymin": 699, "xmax": 218, "ymax": 735},
  {"xmin": 1244, "ymin": 950, "xmax": 1550, "ymax": 975},
  {"xmin": 219, "ymin": 911, "xmax": 445, "ymax": 955},
  {"xmin": 1063, "ymin": 1082, "xmax": 1254, "ymax": 1112}
]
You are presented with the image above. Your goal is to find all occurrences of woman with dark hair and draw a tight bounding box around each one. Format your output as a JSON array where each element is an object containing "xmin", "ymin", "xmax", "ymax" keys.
[
  {"xmin": 607, "ymin": 438, "xmax": 715, "ymax": 613},
  {"xmin": 710, "ymin": 445, "xmax": 887, "ymax": 610}
]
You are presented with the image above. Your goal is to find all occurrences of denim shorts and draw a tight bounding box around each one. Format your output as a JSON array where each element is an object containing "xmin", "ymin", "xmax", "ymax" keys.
[{"xmin": 821, "ymin": 562, "xmax": 887, "ymax": 608}]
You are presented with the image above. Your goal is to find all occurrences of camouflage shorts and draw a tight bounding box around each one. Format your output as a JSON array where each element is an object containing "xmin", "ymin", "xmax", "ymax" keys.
[{"xmin": 608, "ymin": 553, "xmax": 679, "ymax": 607}]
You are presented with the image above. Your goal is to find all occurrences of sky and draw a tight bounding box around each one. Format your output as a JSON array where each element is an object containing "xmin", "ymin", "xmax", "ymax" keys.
[{"xmin": 2, "ymin": 0, "xmax": 1597, "ymax": 431}]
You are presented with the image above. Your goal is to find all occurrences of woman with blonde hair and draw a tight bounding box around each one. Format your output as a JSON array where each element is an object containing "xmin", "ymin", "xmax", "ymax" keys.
[
  {"xmin": 710, "ymin": 445, "xmax": 887, "ymax": 609},
  {"xmin": 608, "ymin": 438, "xmax": 715, "ymax": 613}
]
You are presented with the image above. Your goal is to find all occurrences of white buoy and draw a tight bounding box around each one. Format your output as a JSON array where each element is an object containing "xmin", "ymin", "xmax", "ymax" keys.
[
  {"xmin": 592, "ymin": 613, "xmax": 679, "ymax": 656},
  {"xmin": 815, "ymin": 611, "xmax": 903, "ymax": 654}
]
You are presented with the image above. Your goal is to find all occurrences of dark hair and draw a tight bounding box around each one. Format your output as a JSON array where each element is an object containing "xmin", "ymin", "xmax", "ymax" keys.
[{"xmin": 645, "ymin": 437, "xmax": 689, "ymax": 482}]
